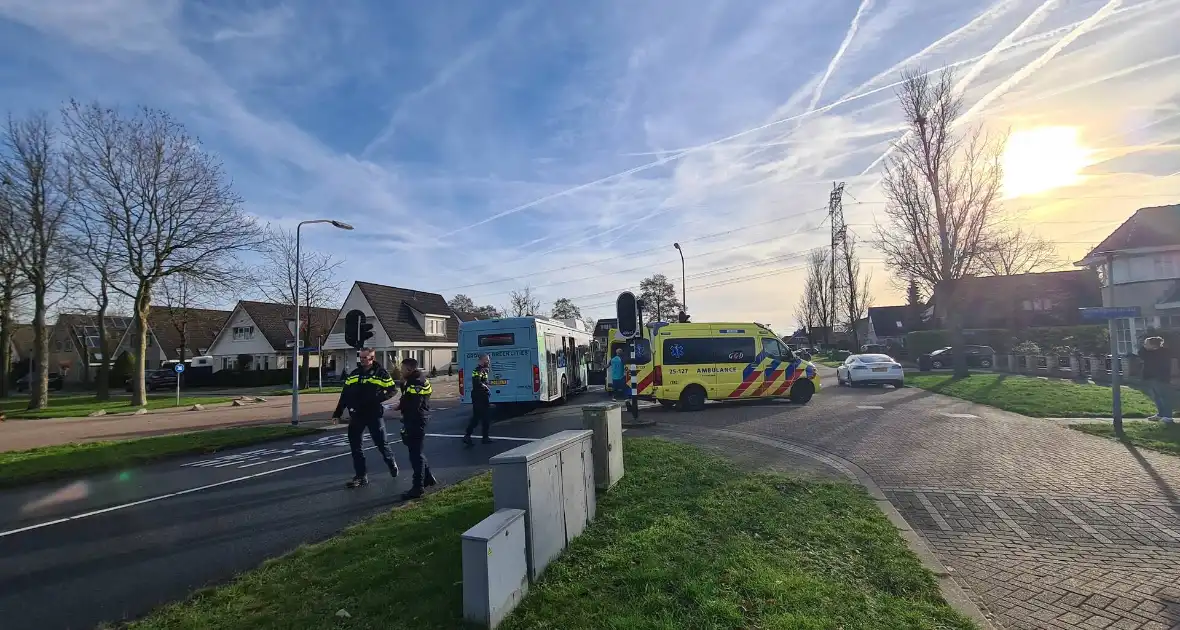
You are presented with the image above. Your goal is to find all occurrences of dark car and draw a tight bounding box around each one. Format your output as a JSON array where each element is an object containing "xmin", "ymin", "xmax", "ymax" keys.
[
  {"xmin": 15, "ymin": 372, "xmax": 64, "ymax": 393},
  {"xmin": 126, "ymin": 369, "xmax": 178, "ymax": 392},
  {"xmin": 923, "ymin": 345, "xmax": 995, "ymax": 370}
]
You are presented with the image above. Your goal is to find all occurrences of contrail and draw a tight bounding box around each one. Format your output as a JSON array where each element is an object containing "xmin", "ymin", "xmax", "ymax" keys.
[
  {"xmin": 808, "ymin": 0, "xmax": 875, "ymax": 115},
  {"xmin": 859, "ymin": 0, "xmax": 1061, "ymax": 176},
  {"xmin": 958, "ymin": 0, "xmax": 1124, "ymax": 122}
]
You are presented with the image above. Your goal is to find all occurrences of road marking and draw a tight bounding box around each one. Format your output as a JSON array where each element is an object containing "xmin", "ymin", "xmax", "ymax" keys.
[
  {"xmin": 1010, "ymin": 496, "xmax": 1038, "ymax": 516},
  {"xmin": 427, "ymin": 433, "xmax": 537, "ymax": 442},
  {"xmin": 940, "ymin": 413, "xmax": 978, "ymax": 419},
  {"xmin": 0, "ymin": 434, "xmax": 538, "ymax": 539},
  {"xmin": 1122, "ymin": 504, "xmax": 1180, "ymax": 541},
  {"xmin": 979, "ymin": 495, "xmax": 1032, "ymax": 540},
  {"xmin": 915, "ymin": 492, "xmax": 952, "ymax": 531},
  {"xmin": 856, "ymin": 405, "xmax": 884, "ymax": 410},
  {"xmin": 1045, "ymin": 498, "xmax": 1112, "ymax": 544}
]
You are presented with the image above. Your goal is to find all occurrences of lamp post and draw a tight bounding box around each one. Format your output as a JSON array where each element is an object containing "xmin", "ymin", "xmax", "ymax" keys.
[
  {"xmin": 292, "ymin": 219, "xmax": 354, "ymax": 426},
  {"xmin": 673, "ymin": 242, "xmax": 686, "ymax": 314}
]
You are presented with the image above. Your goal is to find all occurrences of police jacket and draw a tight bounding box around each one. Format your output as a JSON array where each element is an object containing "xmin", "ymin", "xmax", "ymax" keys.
[
  {"xmin": 470, "ymin": 365, "xmax": 491, "ymax": 405},
  {"xmin": 397, "ymin": 370, "xmax": 432, "ymax": 425},
  {"xmin": 333, "ymin": 364, "xmax": 397, "ymax": 418}
]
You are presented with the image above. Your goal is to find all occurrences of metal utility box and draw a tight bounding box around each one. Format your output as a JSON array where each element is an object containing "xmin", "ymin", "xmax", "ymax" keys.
[
  {"xmin": 581, "ymin": 402, "xmax": 625, "ymax": 490},
  {"xmin": 462, "ymin": 508, "xmax": 528, "ymax": 629},
  {"xmin": 489, "ymin": 430, "xmax": 596, "ymax": 581}
]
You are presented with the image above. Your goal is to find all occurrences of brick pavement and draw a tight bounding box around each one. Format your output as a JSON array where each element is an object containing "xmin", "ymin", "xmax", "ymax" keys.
[
  {"xmin": 648, "ymin": 370, "xmax": 1180, "ymax": 629},
  {"xmin": 0, "ymin": 380, "xmax": 459, "ymax": 452}
]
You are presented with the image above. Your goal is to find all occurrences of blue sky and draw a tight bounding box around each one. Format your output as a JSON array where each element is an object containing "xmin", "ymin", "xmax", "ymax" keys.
[{"xmin": 2, "ymin": 0, "xmax": 1180, "ymax": 331}]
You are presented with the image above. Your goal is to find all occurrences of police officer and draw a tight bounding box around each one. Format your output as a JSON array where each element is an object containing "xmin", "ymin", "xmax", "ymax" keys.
[
  {"xmin": 331, "ymin": 348, "xmax": 399, "ymax": 488},
  {"xmin": 463, "ymin": 354, "xmax": 493, "ymax": 446},
  {"xmin": 396, "ymin": 356, "xmax": 437, "ymax": 499}
]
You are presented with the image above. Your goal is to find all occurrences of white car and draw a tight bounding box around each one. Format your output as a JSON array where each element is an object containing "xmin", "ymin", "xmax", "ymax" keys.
[{"xmin": 836, "ymin": 353, "xmax": 905, "ymax": 388}]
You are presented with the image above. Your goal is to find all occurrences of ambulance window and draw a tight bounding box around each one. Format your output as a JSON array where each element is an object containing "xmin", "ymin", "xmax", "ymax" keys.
[
  {"xmin": 714, "ymin": 337, "xmax": 756, "ymax": 363},
  {"xmin": 663, "ymin": 338, "xmax": 712, "ymax": 365},
  {"xmin": 761, "ymin": 338, "xmax": 793, "ymax": 360}
]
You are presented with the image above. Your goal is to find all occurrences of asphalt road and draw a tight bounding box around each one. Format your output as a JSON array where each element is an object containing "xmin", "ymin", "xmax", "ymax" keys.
[{"xmin": 0, "ymin": 397, "xmax": 598, "ymax": 630}]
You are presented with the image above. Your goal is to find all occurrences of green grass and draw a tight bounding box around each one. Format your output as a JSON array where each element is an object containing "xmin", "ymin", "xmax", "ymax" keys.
[
  {"xmin": 906, "ymin": 373, "xmax": 1159, "ymax": 418},
  {"xmin": 0, "ymin": 394, "xmax": 236, "ymax": 419},
  {"xmin": 263, "ymin": 386, "xmax": 344, "ymax": 396},
  {"xmin": 125, "ymin": 438, "xmax": 973, "ymax": 630},
  {"xmin": 0, "ymin": 425, "xmax": 319, "ymax": 488},
  {"xmin": 815, "ymin": 358, "xmax": 843, "ymax": 368},
  {"xmin": 1071, "ymin": 420, "xmax": 1180, "ymax": 457}
]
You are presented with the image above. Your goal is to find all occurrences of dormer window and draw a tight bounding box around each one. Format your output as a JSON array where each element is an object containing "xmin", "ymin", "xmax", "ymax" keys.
[{"xmin": 426, "ymin": 317, "xmax": 446, "ymax": 337}]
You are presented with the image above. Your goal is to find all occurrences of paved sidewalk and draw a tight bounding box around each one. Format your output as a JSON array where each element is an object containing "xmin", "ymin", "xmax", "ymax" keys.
[
  {"xmin": 647, "ymin": 370, "xmax": 1180, "ymax": 630},
  {"xmin": 1, "ymin": 380, "xmax": 460, "ymax": 452}
]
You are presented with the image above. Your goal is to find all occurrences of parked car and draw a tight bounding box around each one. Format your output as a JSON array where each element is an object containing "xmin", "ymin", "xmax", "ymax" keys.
[
  {"xmin": 922, "ymin": 345, "xmax": 995, "ymax": 370},
  {"xmin": 836, "ymin": 354, "xmax": 905, "ymax": 388},
  {"xmin": 126, "ymin": 369, "xmax": 178, "ymax": 392},
  {"xmin": 15, "ymin": 372, "xmax": 64, "ymax": 393}
]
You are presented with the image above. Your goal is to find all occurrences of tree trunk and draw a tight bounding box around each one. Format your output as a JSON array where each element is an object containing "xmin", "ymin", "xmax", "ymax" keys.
[
  {"xmin": 131, "ymin": 284, "xmax": 152, "ymax": 407},
  {"xmin": 94, "ymin": 296, "xmax": 111, "ymax": 401},
  {"xmin": 944, "ymin": 280, "xmax": 969, "ymax": 378},
  {"xmin": 0, "ymin": 280, "xmax": 13, "ymax": 399},
  {"xmin": 27, "ymin": 287, "xmax": 48, "ymax": 410}
]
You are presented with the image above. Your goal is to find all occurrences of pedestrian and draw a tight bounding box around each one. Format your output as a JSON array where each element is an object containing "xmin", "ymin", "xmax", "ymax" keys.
[
  {"xmin": 609, "ymin": 347, "xmax": 626, "ymax": 400},
  {"xmin": 396, "ymin": 356, "xmax": 437, "ymax": 499},
  {"xmin": 1139, "ymin": 336, "xmax": 1174, "ymax": 423},
  {"xmin": 464, "ymin": 353, "xmax": 493, "ymax": 446},
  {"xmin": 331, "ymin": 348, "xmax": 400, "ymax": 488}
]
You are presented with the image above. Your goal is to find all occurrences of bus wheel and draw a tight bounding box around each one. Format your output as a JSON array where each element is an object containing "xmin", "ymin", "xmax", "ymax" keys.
[
  {"xmin": 789, "ymin": 380, "xmax": 815, "ymax": 404},
  {"xmin": 678, "ymin": 385, "xmax": 706, "ymax": 412}
]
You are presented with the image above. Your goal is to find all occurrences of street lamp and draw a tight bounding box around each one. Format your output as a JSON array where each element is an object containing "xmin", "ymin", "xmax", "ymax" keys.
[
  {"xmin": 672, "ymin": 242, "xmax": 686, "ymax": 313},
  {"xmin": 292, "ymin": 219, "xmax": 354, "ymax": 426}
]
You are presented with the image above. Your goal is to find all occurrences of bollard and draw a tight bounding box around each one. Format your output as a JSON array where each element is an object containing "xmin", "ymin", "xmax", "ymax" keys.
[
  {"xmin": 581, "ymin": 402, "xmax": 625, "ymax": 490},
  {"xmin": 462, "ymin": 508, "xmax": 528, "ymax": 628}
]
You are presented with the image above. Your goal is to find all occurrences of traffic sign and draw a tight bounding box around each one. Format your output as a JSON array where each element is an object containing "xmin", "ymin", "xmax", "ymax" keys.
[
  {"xmin": 1080, "ymin": 306, "xmax": 1141, "ymax": 321},
  {"xmin": 173, "ymin": 363, "xmax": 185, "ymax": 373}
]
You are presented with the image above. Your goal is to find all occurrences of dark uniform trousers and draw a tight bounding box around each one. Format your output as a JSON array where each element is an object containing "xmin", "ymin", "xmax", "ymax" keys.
[
  {"xmin": 465, "ymin": 366, "xmax": 492, "ymax": 441},
  {"xmin": 348, "ymin": 413, "xmax": 397, "ymax": 478},
  {"xmin": 401, "ymin": 420, "xmax": 431, "ymax": 486}
]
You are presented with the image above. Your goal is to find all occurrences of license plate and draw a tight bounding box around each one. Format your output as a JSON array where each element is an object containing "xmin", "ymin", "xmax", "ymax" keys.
[
  {"xmin": 872, "ymin": 367, "xmax": 888, "ymax": 372},
  {"xmin": 490, "ymin": 379, "xmax": 508, "ymax": 385}
]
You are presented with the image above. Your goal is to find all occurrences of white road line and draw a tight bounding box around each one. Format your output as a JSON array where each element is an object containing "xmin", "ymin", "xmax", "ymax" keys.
[
  {"xmin": 0, "ymin": 434, "xmax": 539, "ymax": 539},
  {"xmin": 856, "ymin": 405, "xmax": 884, "ymax": 410},
  {"xmin": 980, "ymin": 495, "xmax": 1032, "ymax": 541},
  {"xmin": 915, "ymin": 491, "xmax": 952, "ymax": 532},
  {"xmin": 427, "ymin": 433, "xmax": 537, "ymax": 442},
  {"xmin": 940, "ymin": 412, "xmax": 979, "ymax": 419}
]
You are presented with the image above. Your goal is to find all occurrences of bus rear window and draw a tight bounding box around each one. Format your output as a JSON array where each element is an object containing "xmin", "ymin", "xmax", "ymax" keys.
[{"xmin": 478, "ymin": 333, "xmax": 516, "ymax": 347}]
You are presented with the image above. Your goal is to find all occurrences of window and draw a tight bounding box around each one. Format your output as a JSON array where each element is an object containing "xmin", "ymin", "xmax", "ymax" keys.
[
  {"xmin": 450, "ymin": 350, "xmax": 458, "ymax": 363},
  {"xmin": 663, "ymin": 338, "xmax": 714, "ymax": 365},
  {"xmin": 233, "ymin": 326, "xmax": 254, "ymax": 341},
  {"xmin": 760, "ymin": 337, "xmax": 792, "ymax": 361},
  {"xmin": 1155, "ymin": 254, "xmax": 1178, "ymax": 279},
  {"xmin": 1022, "ymin": 299, "xmax": 1053, "ymax": 311},
  {"xmin": 715, "ymin": 337, "xmax": 756, "ymax": 363},
  {"xmin": 426, "ymin": 317, "xmax": 446, "ymax": 336},
  {"xmin": 478, "ymin": 333, "xmax": 515, "ymax": 347},
  {"xmin": 1114, "ymin": 318, "xmax": 1134, "ymax": 356},
  {"xmin": 222, "ymin": 357, "xmax": 232, "ymax": 370}
]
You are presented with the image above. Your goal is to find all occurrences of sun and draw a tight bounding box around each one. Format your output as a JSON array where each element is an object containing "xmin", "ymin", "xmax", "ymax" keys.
[{"xmin": 1001, "ymin": 126, "xmax": 1092, "ymax": 198}]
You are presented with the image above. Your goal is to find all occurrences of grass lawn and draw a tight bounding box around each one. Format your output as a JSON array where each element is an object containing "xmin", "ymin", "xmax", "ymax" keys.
[
  {"xmin": 0, "ymin": 425, "xmax": 318, "ymax": 488},
  {"xmin": 1071, "ymin": 420, "xmax": 1180, "ymax": 457},
  {"xmin": 0, "ymin": 394, "xmax": 236, "ymax": 420},
  {"xmin": 906, "ymin": 373, "xmax": 1158, "ymax": 418},
  {"xmin": 815, "ymin": 358, "xmax": 843, "ymax": 368},
  {"xmin": 264, "ymin": 386, "xmax": 344, "ymax": 396},
  {"xmin": 126, "ymin": 438, "xmax": 973, "ymax": 630}
]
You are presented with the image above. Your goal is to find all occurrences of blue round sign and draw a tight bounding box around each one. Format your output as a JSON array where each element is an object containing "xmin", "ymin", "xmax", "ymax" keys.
[{"xmin": 173, "ymin": 363, "xmax": 185, "ymax": 373}]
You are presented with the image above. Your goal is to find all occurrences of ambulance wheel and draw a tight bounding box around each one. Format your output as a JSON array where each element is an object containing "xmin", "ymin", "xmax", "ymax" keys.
[
  {"xmin": 679, "ymin": 385, "xmax": 707, "ymax": 412},
  {"xmin": 789, "ymin": 380, "xmax": 815, "ymax": 404}
]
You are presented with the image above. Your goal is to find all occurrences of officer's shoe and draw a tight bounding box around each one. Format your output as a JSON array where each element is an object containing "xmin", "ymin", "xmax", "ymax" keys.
[
  {"xmin": 401, "ymin": 486, "xmax": 424, "ymax": 500},
  {"xmin": 481, "ymin": 437, "xmax": 494, "ymax": 444},
  {"xmin": 462, "ymin": 435, "xmax": 474, "ymax": 447},
  {"xmin": 388, "ymin": 464, "xmax": 399, "ymax": 478},
  {"xmin": 425, "ymin": 471, "xmax": 438, "ymax": 487},
  {"xmin": 345, "ymin": 476, "xmax": 369, "ymax": 489}
]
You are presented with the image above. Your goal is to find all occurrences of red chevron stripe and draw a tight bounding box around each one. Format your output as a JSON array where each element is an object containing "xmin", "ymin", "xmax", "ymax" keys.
[
  {"xmin": 752, "ymin": 369, "xmax": 785, "ymax": 397},
  {"xmin": 773, "ymin": 369, "xmax": 800, "ymax": 396},
  {"xmin": 637, "ymin": 371, "xmax": 656, "ymax": 393},
  {"xmin": 728, "ymin": 369, "xmax": 763, "ymax": 398}
]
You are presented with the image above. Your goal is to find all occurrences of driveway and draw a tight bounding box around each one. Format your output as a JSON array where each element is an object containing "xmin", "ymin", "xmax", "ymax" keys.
[{"xmin": 642, "ymin": 368, "xmax": 1180, "ymax": 630}]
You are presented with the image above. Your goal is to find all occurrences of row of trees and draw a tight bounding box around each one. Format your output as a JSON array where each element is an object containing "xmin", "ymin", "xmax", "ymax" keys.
[
  {"xmin": 795, "ymin": 244, "xmax": 873, "ymax": 351},
  {"xmin": 0, "ymin": 102, "xmax": 344, "ymax": 408}
]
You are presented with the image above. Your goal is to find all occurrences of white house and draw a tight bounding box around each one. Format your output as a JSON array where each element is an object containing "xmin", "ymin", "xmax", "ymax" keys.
[
  {"xmin": 323, "ymin": 282, "xmax": 460, "ymax": 375},
  {"xmin": 205, "ymin": 300, "xmax": 338, "ymax": 372}
]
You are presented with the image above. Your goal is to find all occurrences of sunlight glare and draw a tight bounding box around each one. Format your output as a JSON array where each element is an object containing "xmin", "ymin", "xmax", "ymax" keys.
[{"xmin": 1002, "ymin": 126, "xmax": 1091, "ymax": 198}]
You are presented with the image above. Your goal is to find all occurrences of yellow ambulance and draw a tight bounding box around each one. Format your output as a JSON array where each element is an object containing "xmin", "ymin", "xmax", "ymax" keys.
[{"xmin": 605, "ymin": 321, "xmax": 819, "ymax": 411}]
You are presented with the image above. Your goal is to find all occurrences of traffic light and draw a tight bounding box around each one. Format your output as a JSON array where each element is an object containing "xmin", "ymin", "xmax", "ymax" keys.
[
  {"xmin": 344, "ymin": 309, "xmax": 373, "ymax": 349},
  {"xmin": 616, "ymin": 291, "xmax": 638, "ymax": 338}
]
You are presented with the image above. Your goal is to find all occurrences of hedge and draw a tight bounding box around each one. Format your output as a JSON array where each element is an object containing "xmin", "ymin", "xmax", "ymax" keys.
[{"xmin": 906, "ymin": 325, "xmax": 1110, "ymax": 356}]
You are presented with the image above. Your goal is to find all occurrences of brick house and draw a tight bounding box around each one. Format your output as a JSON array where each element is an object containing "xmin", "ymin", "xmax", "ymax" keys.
[{"xmin": 929, "ymin": 270, "xmax": 1103, "ymax": 331}]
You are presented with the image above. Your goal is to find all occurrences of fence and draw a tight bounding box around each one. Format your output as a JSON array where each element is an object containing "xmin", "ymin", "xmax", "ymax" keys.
[{"xmin": 987, "ymin": 353, "xmax": 1180, "ymax": 385}]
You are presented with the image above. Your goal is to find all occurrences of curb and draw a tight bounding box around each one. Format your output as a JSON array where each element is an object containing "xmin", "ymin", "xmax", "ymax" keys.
[{"xmin": 657, "ymin": 424, "xmax": 999, "ymax": 630}]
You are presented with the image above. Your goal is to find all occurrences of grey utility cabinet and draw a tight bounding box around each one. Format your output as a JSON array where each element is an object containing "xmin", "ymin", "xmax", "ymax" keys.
[
  {"xmin": 489, "ymin": 430, "xmax": 596, "ymax": 581},
  {"xmin": 462, "ymin": 508, "xmax": 528, "ymax": 629},
  {"xmin": 581, "ymin": 402, "xmax": 625, "ymax": 490}
]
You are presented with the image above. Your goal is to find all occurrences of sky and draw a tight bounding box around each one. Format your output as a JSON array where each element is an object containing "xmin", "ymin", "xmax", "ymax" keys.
[{"xmin": 2, "ymin": 0, "xmax": 1179, "ymax": 333}]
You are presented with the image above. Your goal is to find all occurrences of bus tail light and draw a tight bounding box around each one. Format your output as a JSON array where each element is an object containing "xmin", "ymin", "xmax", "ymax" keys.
[
  {"xmin": 458, "ymin": 369, "xmax": 465, "ymax": 396},
  {"xmin": 533, "ymin": 365, "xmax": 540, "ymax": 393},
  {"xmin": 653, "ymin": 365, "xmax": 663, "ymax": 386}
]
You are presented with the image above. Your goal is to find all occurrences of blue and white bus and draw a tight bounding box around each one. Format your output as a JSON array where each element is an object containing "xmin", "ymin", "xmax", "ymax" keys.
[{"xmin": 458, "ymin": 316, "xmax": 593, "ymax": 406}]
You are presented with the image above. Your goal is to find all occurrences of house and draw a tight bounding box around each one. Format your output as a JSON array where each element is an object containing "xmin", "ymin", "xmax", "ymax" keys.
[
  {"xmin": 205, "ymin": 301, "xmax": 338, "ymax": 372},
  {"xmin": 323, "ymin": 282, "xmax": 460, "ymax": 375},
  {"xmin": 929, "ymin": 270, "xmax": 1103, "ymax": 330},
  {"xmin": 451, "ymin": 310, "xmax": 487, "ymax": 323},
  {"xmin": 1075, "ymin": 204, "xmax": 1180, "ymax": 354},
  {"xmin": 866, "ymin": 306, "xmax": 911, "ymax": 346},
  {"xmin": 47, "ymin": 314, "xmax": 137, "ymax": 384},
  {"xmin": 144, "ymin": 307, "xmax": 232, "ymax": 366},
  {"xmin": 7, "ymin": 323, "xmax": 33, "ymax": 364}
]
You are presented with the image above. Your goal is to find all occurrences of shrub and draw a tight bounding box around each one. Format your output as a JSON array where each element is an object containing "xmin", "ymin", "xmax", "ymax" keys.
[{"xmin": 109, "ymin": 352, "xmax": 134, "ymax": 388}]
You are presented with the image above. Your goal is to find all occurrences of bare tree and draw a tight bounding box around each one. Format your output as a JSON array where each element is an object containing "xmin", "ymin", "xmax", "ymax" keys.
[
  {"xmin": 803, "ymin": 248, "xmax": 835, "ymax": 345},
  {"xmin": 0, "ymin": 112, "xmax": 75, "ymax": 410},
  {"xmin": 794, "ymin": 290, "xmax": 816, "ymax": 344},
  {"xmin": 0, "ymin": 246, "xmax": 29, "ymax": 398},
  {"xmin": 158, "ymin": 272, "xmax": 216, "ymax": 367},
  {"xmin": 254, "ymin": 225, "xmax": 344, "ymax": 386},
  {"xmin": 978, "ymin": 226, "xmax": 1059, "ymax": 276},
  {"xmin": 62, "ymin": 216, "xmax": 126, "ymax": 400},
  {"xmin": 838, "ymin": 237, "xmax": 873, "ymax": 350},
  {"xmin": 873, "ymin": 68, "xmax": 1003, "ymax": 377},
  {"xmin": 61, "ymin": 101, "xmax": 264, "ymax": 406},
  {"xmin": 507, "ymin": 286, "xmax": 541, "ymax": 317}
]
